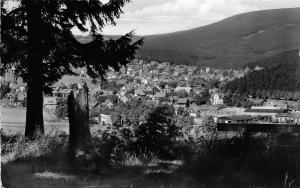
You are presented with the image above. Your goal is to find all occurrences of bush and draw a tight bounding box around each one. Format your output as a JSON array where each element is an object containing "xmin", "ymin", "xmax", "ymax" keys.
[
  {"xmin": 0, "ymin": 82, "xmax": 10, "ymax": 100},
  {"xmin": 181, "ymin": 133, "xmax": 300, "ymax": 187},
  {"xmin": 1, "ymin": 130, "xmax": 67, "ymax": 163},
  {"xmin": 134, "ymin": 104, "xmax": 181, "ymax": 159},
  {"xmin": 97, "ymin": 104, "xmax": 183, "ymax": 163}
]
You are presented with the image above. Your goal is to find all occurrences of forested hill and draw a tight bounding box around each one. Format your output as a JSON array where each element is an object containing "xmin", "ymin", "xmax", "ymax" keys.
[
  {"xmin": 224, "ymin": 49, "xmax": 300, "ymax": 94},
  {"xmin": 137, "ymin": 7, "xmax": 300, "ymax": 68},
  {"xmin": 75, "ymin": 8, "xmax": 300, "ymax": 68}
]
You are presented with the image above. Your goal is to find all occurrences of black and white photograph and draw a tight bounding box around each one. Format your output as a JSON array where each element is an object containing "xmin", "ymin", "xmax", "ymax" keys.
[{"xmin": 1, "ymin": 0, "xmax": 300, "ymax": 187}]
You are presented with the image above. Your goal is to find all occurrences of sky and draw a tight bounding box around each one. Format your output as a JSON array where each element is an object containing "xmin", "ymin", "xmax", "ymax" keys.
[
  {"xmin": 6, "ymin": 0, "xmax": 300, "ymax": 36},
  {"xmin": 89, "ymin": 0, "xmax": 300, "ymax": 36}
]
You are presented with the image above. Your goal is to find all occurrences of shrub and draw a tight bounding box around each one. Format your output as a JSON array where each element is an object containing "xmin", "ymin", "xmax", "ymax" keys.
[
  {"xmin": 96, "ymin": 104, "xmax": 183, "ymax": 163},
  {"xmin": 1, "ymin": 130, "xmax": 67, "ymax": 163},
  {"xmin": 181, "ymin": 133, "xmax": 300, "ymax": 187},
  {"xmin": 0, "ymin": 82, "xmax": 10, "ymax": 100}
]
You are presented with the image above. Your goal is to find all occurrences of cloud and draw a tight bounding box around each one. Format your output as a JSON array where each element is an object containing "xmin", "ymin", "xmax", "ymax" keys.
[
  {"xmin": 75, "ymin": 0, "xmax": 300, "ymax": 35},
  {"xmin": 102, "ymin": 0, "xmax": 258, "ymax": 35}
]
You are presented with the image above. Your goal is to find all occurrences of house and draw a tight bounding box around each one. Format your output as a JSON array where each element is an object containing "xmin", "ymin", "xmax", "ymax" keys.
[
  {"xmin": 205, "ymin": 67, "xmax": 211, "ymax": 73},
  {"xmin": 209, "ymin": 88, "xmax": 219, "ymax": 95},
  {"xmin": 177, "ymin": 98, "xmax": 189, "ymax": 107},
  {"xmin": 154, "ymin": 91, "xmax": 166, "ymax": 101},
  {"xmin": 119, "ymin": 87, "xmax": 127, "ymax": 96},
  {"xmin": 248, "ymin": 98, "xmax": 264, "ymax": 105},
  {"xmin": 102, "ymin": 100, "xmax": 114, "ymax": 109},
  {"xmin": 144, "ymin": 87, "xmax": 154, "ymax": 98},
  {"xmin": 170, "ymin": 96, "xmax": 179, "ymax": 103},
  {"xmin": 163, "ymin": 86, "xmax": 173, "ymax": 94},
  {"xmin": 218, "ymin": 115, "xmax": 255, "ymax": 124},
  {"xmin": 99, "ymin": 114, "xmax": 112, "ymax": 125},
  {"xmin": 189, "ymin": 104, "xmax": 202, "ymax": 118},
  {"xmin": 44, "ymin": 96, "xmax": 58, "ymax": 110},
  {"xmin": 276, "ymin": 112, "xmax": 300, "ymax": 124},
  {"xmin": 210, "ymin": 93, "xmax": 224, "ymax": 105},
  {"xmin": 160, "ymin": 62, "xmax": 170, "ymax": 67},
  {"xmin": 217, "ymin": 107, "xmax": 245, "ymax": 117},
  {"xmin": 54, "ymin": 89, "xmax": 71, "ymax": 97},
  {"xmin": 119, "ymin": 95, "xmax": 129, "ymax": 103},
  {"xmin": 102, "ymin": 90, "xmax": 114, "ymax": 96},
  {"xmin": 135, "ymin": 89, "xmax": 146, "ymax": 97},
  {"xmin": 264, "ymin": 100, "xmax": 288, "ymax": 110},
  {"xmin": 197, "ymin": 105, "xmax": 220, "ymax": 118},
  {"xmin": 174, "ymin": 87, "xmax": 192, "ymax": 93},
  {"xmin": 254, "ymin": 66, "xmax": 263, "ymax": 71},
  {"xmin": 276, "ymin": 113, "xmax": 296, "ymax": 124}
]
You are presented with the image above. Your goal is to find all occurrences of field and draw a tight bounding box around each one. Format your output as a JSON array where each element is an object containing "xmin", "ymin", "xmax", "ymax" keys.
[
  {"xmin": 0, "ymin": 107, "xmax": 69, "ymax": 134},
  {"xmin": 0, "ymin": 107, "xmax": 103, "ymax": 135}
]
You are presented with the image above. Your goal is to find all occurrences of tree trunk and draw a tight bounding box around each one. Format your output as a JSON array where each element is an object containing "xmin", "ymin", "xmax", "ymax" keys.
[
  {"xmin": 68, "ymin": 83, "xmax": 91, "ymax": 160},
  {"xmin": 25, "ymin": 0, "xmax": 44, "ymax": 138}
]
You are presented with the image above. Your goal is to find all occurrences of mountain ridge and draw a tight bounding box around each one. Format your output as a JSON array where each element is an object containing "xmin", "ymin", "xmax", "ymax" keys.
[{"xmin": 75, "ymin": 7, "xmax": 300, "ymax": 68}]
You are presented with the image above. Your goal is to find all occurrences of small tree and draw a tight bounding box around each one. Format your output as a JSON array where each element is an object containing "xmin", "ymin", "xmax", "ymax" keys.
[
  {"xmin": 176, "ymin": 90, "xmax": 189, "ymax": 98},
  {"xmin": 135, "ymin": 104, "xmax": 181, "ymax": 159},
  {"xmin": 0, "ymin": 82, "xmax": 11, "ymax": 100}
]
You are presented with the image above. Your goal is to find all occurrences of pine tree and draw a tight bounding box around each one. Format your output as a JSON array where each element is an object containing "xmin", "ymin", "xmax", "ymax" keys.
[{"xmin": 1, "ymin": 0, "xmax": 143, "ymax": 138}]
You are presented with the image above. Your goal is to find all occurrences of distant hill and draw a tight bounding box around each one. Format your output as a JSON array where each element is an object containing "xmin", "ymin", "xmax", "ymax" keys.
[
  {"xmin": 75, "ymin": 7, "xmax": 300, "ymax": 68},
  {"xmin": 138, "ymin": 8, "xmax": 300, "ymax": 68},
  {"xmin": 225, "ymin": 49, "xmax": 300, "ymax": 93}
]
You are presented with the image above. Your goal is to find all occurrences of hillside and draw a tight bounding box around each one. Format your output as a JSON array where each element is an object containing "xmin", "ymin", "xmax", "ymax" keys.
[
  {"xmin": 137, "ymin": 8, "xmax": 300, "ymax": 68},
  {"xmin": 224, "ymin": 49, "xmax": 300, "ymax": 94}
]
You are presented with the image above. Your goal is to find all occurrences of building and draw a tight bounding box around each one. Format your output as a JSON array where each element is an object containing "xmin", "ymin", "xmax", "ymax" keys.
[
  {"xmin": 276, "ymin": 113, "xmax": 300, "ymax": 124},
  {"xmin": 154, "ymin": 91, "xmax": 166, "ymax": 101},
  {"xmin": 243, "ymin": 106, "xmax": 287, "ymax": 122},
  {"xmin": 217, "ymin": 115, "xmax": 255, "ymax": 124},
  {"xmin": 177, "ymin": 98, "xmax": 189, "ymax": 107},
  {"xmin": 174, "ymin": 87, "xmax": 192, "ymax": 93},
  {"xmin": 211, "ymin": 93, "xmax": 224, "ymax": 105},
  {"xmin": 44, "ymin": 96, "xmax": 58, "ymax": 110},
  {"xmin": 135, "ymin": 88, "xmax": 146, "ymax": 97},
  {"xmin": 99, "ymin": 114, "xmax": 112, "ymax": 125},
  {"xmin": 197, "ymin": 105, "xmax": 220, "ymax": 118},
  {"xmin": 217, "ymin": 107, "xmax": 245, "ymax": 117}
]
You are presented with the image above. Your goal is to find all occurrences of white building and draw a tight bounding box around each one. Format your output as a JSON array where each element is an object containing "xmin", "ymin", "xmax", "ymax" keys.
[{"xmin": 211, "ymin": 93, "xmax": 224, "ymax": 105}]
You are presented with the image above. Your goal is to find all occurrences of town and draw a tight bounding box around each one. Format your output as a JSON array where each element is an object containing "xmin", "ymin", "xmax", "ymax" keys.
[
  {"xmin": 2, "ymin": 1, "xmax": 300, "ymax": 187},
  {"xmin": 2, "ymin": 58, "xmax": 300, "ymax": 136}
]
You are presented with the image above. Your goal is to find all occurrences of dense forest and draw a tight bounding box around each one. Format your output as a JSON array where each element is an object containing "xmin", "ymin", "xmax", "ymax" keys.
[{"xmin": 224, "ymin": 49, "xmax": 300, "ymax": 99}]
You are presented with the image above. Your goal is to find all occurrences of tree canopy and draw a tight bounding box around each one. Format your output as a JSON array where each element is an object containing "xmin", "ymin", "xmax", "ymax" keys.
[
  {"xmin": 1, "ymin": 0, "xmax": 143, "ymax": 137},
  {"xmin": 1, "ymin": 0, "xmax": 143, "ymax": 88},
  {"xmin": 224, "ymin": 50, "xmax": 300, "ymax": 99}
]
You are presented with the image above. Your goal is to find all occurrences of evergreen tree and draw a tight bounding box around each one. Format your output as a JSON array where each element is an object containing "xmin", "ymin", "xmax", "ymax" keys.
[{"xmin": 1, "ymin": 0, "xmax": 143, "ymax": 138}]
